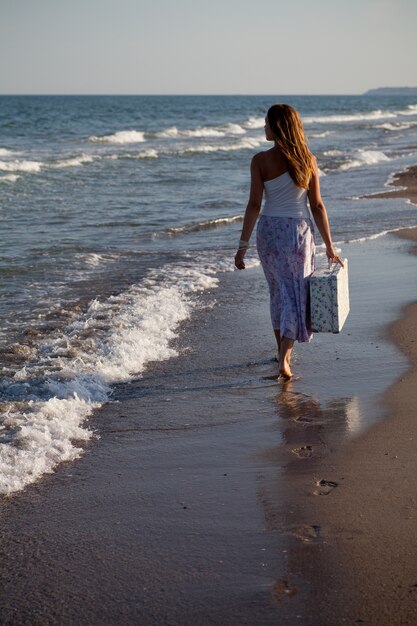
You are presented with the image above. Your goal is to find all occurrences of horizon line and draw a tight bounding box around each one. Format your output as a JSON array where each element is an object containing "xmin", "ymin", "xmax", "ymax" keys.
[{"xmin": 0, "ymin": 92, "xmax": 366, "ymax": 97}]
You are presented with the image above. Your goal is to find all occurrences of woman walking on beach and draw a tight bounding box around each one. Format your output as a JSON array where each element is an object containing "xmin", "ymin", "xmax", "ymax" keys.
[{"xmin": 235, "ymin": 104, "xmax": 341, "ymax": 380}]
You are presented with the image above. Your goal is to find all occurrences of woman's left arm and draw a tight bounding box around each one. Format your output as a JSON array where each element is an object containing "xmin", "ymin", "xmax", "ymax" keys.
[{"xmin": 235, "ymin": 155, "xmax": 263, "ymax": 270}]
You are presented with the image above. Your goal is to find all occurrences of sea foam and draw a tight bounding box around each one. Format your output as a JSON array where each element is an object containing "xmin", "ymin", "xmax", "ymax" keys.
[
  {"xmin": 177, "ymin": 137, "xmax": 264, "ymax": 156},
  {"xmin": 339, "ymin": 149, "xmax": 390, "ymax": 171},
  {"xmin": 89, "ymin": 130, "xmax": 146, "ymax": 144},
  {"xmin": 157, "ymin": 215, "xmax": 244, "ymax": 237},
  {"xmin": 155, "ymin": 126, "xmax": 225, "ymax": 139},
  {"xmin": 0, "ymin": 159, "xmax": 43, "ymax": 173},
  {"xmin": 376, "ymin": 121, "xmax": 417, "ymax": 131},
  {"xmin": 0, "ymin": 255, "xmax": 236, "ymax": 495},
  {"xmin": 51, "ymin": 154, "xmax": 96, "ymax": 168},
  {"xmin": 0, "ymin": 174, "xmax": 20, "ymax": 183},
  {"xmin": 304, "ymin": 109, "xmax": 397, "ymax": 124}
]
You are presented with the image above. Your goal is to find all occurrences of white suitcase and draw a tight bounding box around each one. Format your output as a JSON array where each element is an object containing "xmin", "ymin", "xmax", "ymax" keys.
[{"xmin": 310, "ymin": 259, "xmax": 350, "ymax": 333}]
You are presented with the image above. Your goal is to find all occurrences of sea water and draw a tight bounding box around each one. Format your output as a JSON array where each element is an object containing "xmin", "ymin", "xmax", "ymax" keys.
[{"xmin": 1, "ymin": 94, "xmax": 417, "ymax": 494}]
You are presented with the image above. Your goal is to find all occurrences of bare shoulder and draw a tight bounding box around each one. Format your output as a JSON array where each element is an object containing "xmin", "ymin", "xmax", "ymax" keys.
[
  {"xmin": 251, "ymin": 148, "xmax": 275, "ymax": 171},
  {"xmin": 250, "ymin": 151, "xmax": 265, "ymax": 173},
  {"xmin": 252, "ymin": 150, "xmax": 268, "ymax": 165}
]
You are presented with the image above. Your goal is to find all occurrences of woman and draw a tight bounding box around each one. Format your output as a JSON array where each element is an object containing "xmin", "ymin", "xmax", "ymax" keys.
[{"xmin": 234, "ymin": 104, "xmax": 342, "ymax": 380}]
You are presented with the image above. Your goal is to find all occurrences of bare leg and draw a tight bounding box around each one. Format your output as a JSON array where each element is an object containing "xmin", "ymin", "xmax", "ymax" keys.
[
  {"xmin": 279, "ymin": 336, "xmax": 295, "ymax": 379},
  {"xmin": 274, "ymin": 329, "xmax": 281, "ymax": 360}
]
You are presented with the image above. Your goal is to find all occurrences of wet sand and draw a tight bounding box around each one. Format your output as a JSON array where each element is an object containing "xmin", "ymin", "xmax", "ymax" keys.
[
  {"xmin": 303, "ymin": 227, "xmax": 417, "ymax": 625},
  {"xmin": 1, "ymin": 226, "xmax": 417, "ymax": 623},
  {"xmin": 364, "ymin": 164, "xmax": 417, "ymax": 203}
]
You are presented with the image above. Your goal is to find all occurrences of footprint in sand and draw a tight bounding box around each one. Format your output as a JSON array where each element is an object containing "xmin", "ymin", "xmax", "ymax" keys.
[
  {"xmin": 292, "ymin": 524, "xmax": 321, "ymax": 543},
  {"xmin": 314, "ymin": 478, "xmax": 338, "ymax": 495},
  {"xmin": 292, "ymin": 445, "xmax": 313, "ymax": 458},
  {"xmin": 271, "ymin": 578, "xmax": 298, "ymax": 602}
]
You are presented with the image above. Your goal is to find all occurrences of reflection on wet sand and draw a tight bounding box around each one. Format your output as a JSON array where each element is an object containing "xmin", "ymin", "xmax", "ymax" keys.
[
  {"xmin": 256, "ymin": 383, "xmax": 363, "ymax": 610},
  {"xmin": 275, "ymin": 381, "xmax": 362, "ymax": 458}
]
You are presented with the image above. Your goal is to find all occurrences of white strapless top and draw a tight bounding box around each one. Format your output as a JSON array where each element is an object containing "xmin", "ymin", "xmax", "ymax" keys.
[{"xmin": 261, "ymin": 171, "xmax": 311, "ymax": 219}]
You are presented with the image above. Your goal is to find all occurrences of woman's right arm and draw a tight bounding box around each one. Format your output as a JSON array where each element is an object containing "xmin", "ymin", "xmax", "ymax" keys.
[
  {"xmin": 308, "ymin": 156, "xmax": 342, "ymax": 264},
  {"xmin": 234, "ymin": 154, "xmax": 263, "ymax": 270}
]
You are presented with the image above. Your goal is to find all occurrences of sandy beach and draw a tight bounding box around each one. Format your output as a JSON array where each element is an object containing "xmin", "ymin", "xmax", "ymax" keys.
[{"xmin": 1, "ymin": 171, "xmax": 417, "ymax": 624}]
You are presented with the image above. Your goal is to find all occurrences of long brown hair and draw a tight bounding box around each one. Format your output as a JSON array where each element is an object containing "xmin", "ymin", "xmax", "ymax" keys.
[{"xmin": 266, "ymin": 104, "xmax": 314, "ymax": 189}]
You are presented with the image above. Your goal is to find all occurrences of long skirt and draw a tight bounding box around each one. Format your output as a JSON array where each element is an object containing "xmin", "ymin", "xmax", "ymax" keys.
[{"xmin": 256, "ymin": 215, "xmax": 315, "ymax": 343}]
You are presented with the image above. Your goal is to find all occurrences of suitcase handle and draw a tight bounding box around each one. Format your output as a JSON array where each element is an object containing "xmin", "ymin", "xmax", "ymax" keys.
[{"xmin": 327, "ymin": 258, "xmax": 345, "ymax": 272}]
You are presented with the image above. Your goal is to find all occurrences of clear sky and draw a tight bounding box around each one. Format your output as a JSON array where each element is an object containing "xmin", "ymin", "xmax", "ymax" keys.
[{"xmin": 1, "ymin": 0, "xmax": 416, "ymax": 95}]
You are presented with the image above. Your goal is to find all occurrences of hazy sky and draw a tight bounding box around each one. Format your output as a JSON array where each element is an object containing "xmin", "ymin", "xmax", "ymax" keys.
[{"xmin": 1, "ymin": 0, "xmax": 416, "ymax": 95}]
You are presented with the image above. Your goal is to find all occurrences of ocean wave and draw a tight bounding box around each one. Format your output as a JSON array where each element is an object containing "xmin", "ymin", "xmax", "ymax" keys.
[
  {"xmin": 375, "ymin": 121, "xmax": 417, "ymax": 131},
  {"xmin": 155, "ymin": 215, "xmax": 244, "ymax": 237},
  {"xmin": 304, "ymin": 109, "xmax": 397, "ymax": 124},
  {"xmin": 335, "ymin": 225, "xmax": 417, "ymax": 245},
  {"xmin": 220, "ymin": 122, "xmax": 246, "ymax": 135},
  {"xmin": 0, "ymin": 148, "xmax": 16, "ymax": 157},
  {"xmin": 244, "ymin": 116, "xmax": 265, "ymax": 129},
  {"xmin": 0, "ymin": 254, "xmax": 241, "ymax": 495},
  {"xmin": 51, "ymin": 154, "xmax": 97, "ymax": 168},
  {"xmin": 106, "ymin": 149, "xmax": 159, "ymax": 160},
  {"xmin": 323, "ymin": 149, "xmax": 344, "ymax": 157},
  {"xmin": 338, "ymin": 149, "xmax": 390, "ymax": 171},
  {"xmin": 308, "ymin": 131, "xmax": 334, "ymax": 138},
  {"xmin": 0, "ymin": 159, "xmax": 43, "ymax": 173},
  {"xmin": 153, "ymin": 126, "xmax": 181, "ymax": 138},
  {"xmin": 129, "ymin": 149, "xmax": 159, "ymax": 159},
  {"xmin": 177, "ymin": 137, "xmax": 264, "ymax": 155},
  {"xmin": 0, "ymin": 174, "xmax": 20, "ymax": 183},
  {"xmin": 89, "ymin": 130, "xmax": 146, "ymax": 144},
  {"xmin": 154, "ymin": 125, "xmax": 225, "ymax": 139},
  {"xmin": 74, "ymin": 252, "xmax": 120, "ymax": 268},
  {"xmin": 152, "ymin": 122, "xmax": 246, "ymax": 139},
  {"xmin": 398, "ymin": 103, "xmax": 417, "ymax": 116}
]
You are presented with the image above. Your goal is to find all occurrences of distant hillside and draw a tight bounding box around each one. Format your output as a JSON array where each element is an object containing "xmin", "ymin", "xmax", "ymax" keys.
[{"xmin": 364, "ymin": 87, "xmax": 417, "ymax": 96}]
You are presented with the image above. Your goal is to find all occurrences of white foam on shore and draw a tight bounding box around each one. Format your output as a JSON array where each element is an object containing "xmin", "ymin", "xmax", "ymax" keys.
[
  {"xmin": 89, "ymin": 130, "xmax": 146, "ymax": 144},
  {"xmin": 335, "ymin": 225, "xmax": 417, "ymax": 245},
  {"xmin": 0, "ymin": 148, "xmax": 16, "ymax": 157},
  {"xmin": 0, "ymin": 255, "xmax": 239, "ymax": 496}
]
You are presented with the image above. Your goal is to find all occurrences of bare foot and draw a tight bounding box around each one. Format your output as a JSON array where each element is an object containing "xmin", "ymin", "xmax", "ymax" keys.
[
  {"xmin": 278, "ymin": 353, "xmax": 293, "ymax": 380},
  {"xmin": 278, "ymin": 368, "xmax": 293, "ymax": 380}
]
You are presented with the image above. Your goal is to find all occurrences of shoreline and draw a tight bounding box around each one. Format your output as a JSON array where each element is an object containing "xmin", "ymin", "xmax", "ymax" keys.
[
  {"xmin": 363, "ymin": 164, "xmax": 417, "ymax": 203},
  {"xmin": 302, "ymin": 227, "xmax": 417, "ymax": 625},
  {"xmin": 1, "ymin": 184, "xmax": 417, "ymax": 622}
]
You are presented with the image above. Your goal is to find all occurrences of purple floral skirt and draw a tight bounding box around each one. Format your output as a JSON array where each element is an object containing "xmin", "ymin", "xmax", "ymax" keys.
[{"xmin": 256, "ymin": 215, "xmax": 316, "ymax": 343}]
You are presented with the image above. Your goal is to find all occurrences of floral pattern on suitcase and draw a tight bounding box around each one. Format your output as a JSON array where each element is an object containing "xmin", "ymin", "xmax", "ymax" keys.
[{"xmin": 310, "ymin": 259, "xmax": 350, "ymax": 333}]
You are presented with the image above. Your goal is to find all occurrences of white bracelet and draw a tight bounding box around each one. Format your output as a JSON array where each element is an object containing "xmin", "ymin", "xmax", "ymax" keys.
[{"xmin": 239, "ymin": 239, "xmax": 250, "ymax": 249}]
